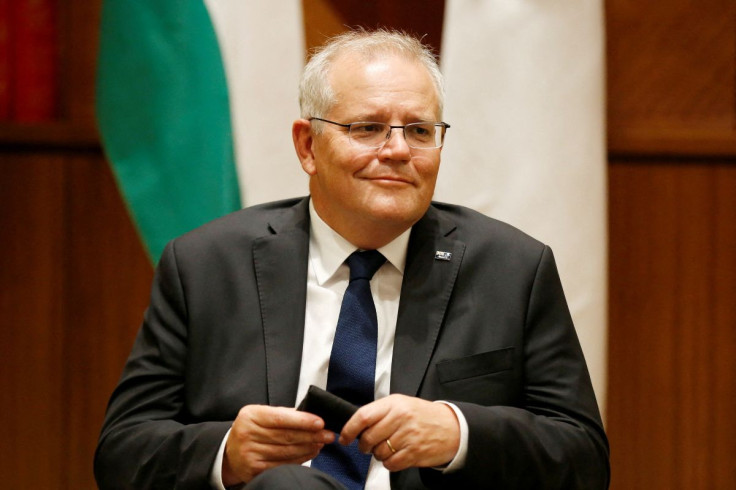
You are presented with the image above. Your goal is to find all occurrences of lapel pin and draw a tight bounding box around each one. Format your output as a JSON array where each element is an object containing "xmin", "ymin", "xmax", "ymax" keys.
[{"xmin": 434, "ymin": 251, "xmax": 452, "ymax": 261}]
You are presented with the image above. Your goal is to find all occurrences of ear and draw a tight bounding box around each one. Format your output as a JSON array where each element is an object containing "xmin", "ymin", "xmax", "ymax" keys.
[{"xmin": 292, "ymin": 119, "xmax": 317, "ymax": 176}]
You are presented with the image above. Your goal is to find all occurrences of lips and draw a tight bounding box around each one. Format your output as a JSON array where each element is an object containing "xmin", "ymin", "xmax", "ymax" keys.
[{"xmin": 368, "ymin": 175, "xmax": 412, "ymax": 184}]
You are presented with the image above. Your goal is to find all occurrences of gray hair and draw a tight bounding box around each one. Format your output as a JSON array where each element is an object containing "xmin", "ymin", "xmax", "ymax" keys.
[{"xmin": 298, "ymin": 29, "xmax": 445, "ymax": 125}]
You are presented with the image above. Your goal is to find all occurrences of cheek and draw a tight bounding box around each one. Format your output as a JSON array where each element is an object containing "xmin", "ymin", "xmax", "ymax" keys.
[
  {"xmin": 414, "ymin": 155, "xmax": 441, "ymax": 186},
  {"xmin": 316, "ymin": 143, "xmax": 374, "ymax": 176},
  {"xmin": 315, "ymin": 153, "xmax": 373, "ymax": 197}
]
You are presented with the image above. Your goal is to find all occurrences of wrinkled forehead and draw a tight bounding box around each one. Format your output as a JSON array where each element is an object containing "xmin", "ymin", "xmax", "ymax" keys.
[{"xmin": 327, "ymin": 52, "xmax": 441, "ymax": 113}]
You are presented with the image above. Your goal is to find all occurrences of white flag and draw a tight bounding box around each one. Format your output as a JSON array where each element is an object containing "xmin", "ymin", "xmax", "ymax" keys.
[
  {"xmin": 205, "ymin": 0, "xmax": 307, "ymax": 206},
  {"xmin": 438, "ymin": 0, "xmax": 608, "ymax": 412}
]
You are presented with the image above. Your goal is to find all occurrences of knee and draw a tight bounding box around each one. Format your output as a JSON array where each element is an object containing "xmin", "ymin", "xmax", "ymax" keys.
[{"xmin": 247, "ymin": 464, "xmax": 346, "ymax": 490}]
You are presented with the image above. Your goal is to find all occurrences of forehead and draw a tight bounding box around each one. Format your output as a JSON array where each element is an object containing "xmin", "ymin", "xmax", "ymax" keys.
[{"xmin": 327, "ymin": 53, "xmax": 439, "ymax": 119}]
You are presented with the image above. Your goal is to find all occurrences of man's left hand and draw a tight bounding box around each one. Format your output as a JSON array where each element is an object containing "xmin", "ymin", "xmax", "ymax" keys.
[{"xmin": 339, "ymin": 394, "xmax": 460, "ymax": 472}]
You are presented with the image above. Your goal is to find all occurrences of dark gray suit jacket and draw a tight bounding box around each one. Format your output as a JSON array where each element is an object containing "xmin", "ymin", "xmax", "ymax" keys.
[{"xmin": 94, "ymin": 197, "xmax": 609, "ymax": 489}]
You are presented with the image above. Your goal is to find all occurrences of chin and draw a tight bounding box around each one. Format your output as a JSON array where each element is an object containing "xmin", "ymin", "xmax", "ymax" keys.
[{"xmin": 363, "ymin": 197, "xmax": 429, "ymax": 227}]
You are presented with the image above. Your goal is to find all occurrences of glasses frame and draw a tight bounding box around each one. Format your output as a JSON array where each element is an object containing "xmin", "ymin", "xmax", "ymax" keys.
[{"xmin": 309, "ymin": 117, "xmax": 450, "ymax": 149}]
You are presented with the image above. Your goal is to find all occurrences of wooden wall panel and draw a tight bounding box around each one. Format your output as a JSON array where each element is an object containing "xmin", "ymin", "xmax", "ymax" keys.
[
  {"xmin": 0, "ymin": 154, "xmax": 67, "ymax": 487},
  {"xmin": 606, "ymin": 0, "xmax": 736, "ymax": 155},
  {"xmin": 0, "ymin": 152, "xmax": 153, "ymax": 488},
  {"xmin": 711, "ymin": 168, "xmax": 736, "ymax": 486},
  {"xmin": 607, "ymin": 160, "xmax": 736, "ymax": 490},
  {"xmin": 62, "ymin": 153, "xmax": 154, "ymax": 488},
  {"xmin": 607, "ymin": 0, "xmax": 736, "ymax": 487}
]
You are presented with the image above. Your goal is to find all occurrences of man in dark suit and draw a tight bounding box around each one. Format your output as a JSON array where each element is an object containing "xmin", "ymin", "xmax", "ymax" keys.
[{"xmin": 95, "ymin": 30, "xmax": 609, "ymax": 489}]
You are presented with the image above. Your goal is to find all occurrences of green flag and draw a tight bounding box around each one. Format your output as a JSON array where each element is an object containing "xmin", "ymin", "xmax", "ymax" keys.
[{"xmin": 96, "ymin": 0, "xmax": 241, "ymax": 264}]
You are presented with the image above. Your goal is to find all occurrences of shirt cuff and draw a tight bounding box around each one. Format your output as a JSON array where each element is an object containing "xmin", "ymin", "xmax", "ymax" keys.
[
  {"xmin": 210, "ymin": 428, "xmax": 232, "ymax": 490},
  {"xmin": 434, "ymin": 401, "xmax": 468, "ymax": 473}
]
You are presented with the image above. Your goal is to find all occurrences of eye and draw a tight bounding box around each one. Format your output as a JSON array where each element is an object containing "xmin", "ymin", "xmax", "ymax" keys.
[
  {"xmin": 406, "ymin": 123, "xmax": 434, "ymax": 141},
  {"xmin": 352, "ymin": 123, "xmax": 385, "ymax": 134}
]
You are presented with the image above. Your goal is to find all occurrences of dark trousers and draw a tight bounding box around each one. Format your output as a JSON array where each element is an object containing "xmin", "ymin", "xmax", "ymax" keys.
[{"xmin": 246, "ymin": 465, "xmax": 348, "ymax": 489}]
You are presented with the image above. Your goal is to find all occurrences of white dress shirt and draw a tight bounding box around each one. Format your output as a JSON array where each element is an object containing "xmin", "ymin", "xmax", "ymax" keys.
[{"xmin": 211, "ymin": 201, "xmax": 467, "ymax": 489}]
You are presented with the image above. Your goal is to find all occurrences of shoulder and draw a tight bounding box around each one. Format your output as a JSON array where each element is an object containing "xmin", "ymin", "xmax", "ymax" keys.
[
  {"xmin": 428, "ymin": 201, "xmax": 544, "ymax": 251},
  {"xmin": 163, "ymin": 197, "xmax": 309, "ymax": 260},
  {"xmin": 425, "ymin": 202, "xmax": 556, "ymax": 286}
]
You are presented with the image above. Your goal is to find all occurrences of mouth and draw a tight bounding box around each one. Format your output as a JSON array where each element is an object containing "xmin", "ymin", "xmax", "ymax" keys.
[{"xmin": 368, "ymin": 175, "xmax": 413, "ymax": 185}]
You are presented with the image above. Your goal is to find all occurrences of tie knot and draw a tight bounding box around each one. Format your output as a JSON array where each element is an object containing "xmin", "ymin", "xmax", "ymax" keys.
[{"xmin": 346, "ymin": 250, "xmax": 386, "ymax": 281}]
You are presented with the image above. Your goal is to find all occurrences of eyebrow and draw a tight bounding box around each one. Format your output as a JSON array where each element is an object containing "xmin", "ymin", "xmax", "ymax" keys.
[
  {"xmin": 345, "ymin": 106, "xmax": 438, "ymax": 122},
  {"xmin": 345, "ymin": 113, "xmax": 438, "ymax": 123},
  {"xmin": 345, "ymin": 112, "xmax": 383, "ymax": 121}
]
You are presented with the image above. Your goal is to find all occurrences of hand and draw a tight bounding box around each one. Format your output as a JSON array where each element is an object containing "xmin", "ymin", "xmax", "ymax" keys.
[
  {"xmin": 222, "ymin": 405, "xmax": 335, "ymax": 485},
  {"xmin": 339, "ymin": 394, "xmax": 460, "ymax": 472}
]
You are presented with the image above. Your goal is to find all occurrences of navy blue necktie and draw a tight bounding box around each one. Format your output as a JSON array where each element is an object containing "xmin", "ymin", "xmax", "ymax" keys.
[{"xmin": 312, "ymin": 250, "xmax": 386, "ymax": 490}]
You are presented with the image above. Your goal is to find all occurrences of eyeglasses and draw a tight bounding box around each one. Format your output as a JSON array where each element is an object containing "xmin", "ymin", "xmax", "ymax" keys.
[{"xmin": 309, "ymin": 117, "xmax": 450, "ymax": 149}]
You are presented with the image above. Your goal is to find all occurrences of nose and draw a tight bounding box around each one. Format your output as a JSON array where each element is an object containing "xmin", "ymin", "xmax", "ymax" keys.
[{"xmin": 378, "ymin": 127, "xmax": 411, "ymax": 160}]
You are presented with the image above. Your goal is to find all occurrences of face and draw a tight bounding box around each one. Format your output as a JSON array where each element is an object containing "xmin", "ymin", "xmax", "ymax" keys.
[{"xmin": 294, "ymin": 53, "xmax": 442, "ymax": 247}]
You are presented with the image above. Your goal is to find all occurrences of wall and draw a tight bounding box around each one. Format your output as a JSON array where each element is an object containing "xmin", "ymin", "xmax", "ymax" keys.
[
  {"xmin": 0, "ymin": 3, "xmax": 152, "ymax": 488},
  {"xmin": 605, "ymin": 1, "xmax": 736, "ymax": 488}
]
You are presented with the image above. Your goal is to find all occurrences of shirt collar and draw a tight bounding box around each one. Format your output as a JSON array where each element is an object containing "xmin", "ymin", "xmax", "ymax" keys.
[{"xmin": 309, "ymin": 199, "xmax": 410, "ymax": 285}]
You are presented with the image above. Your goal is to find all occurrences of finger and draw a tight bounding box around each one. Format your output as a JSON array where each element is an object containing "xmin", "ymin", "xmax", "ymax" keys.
[
  {"xmin": 357, "ymin": 414, "xmax": 402, "ymax": 454},
  {"xmin": 366, "ymin": 437, "xmax": 415, "ymax": 472},
  {"xmin": 371, "ymin": 431, "xmax": 423, "ymax": 472},
  {"xmin": 234, "ymin": 450, "xmax": 326, "ymax": 482},
  {"xmin": 225, "ymin": 438, "xmax": 326, "ymax": 483},
  {"xmin": 249, "ymin": 427, "xmax": 335, "ymax": 446},
  {"xmin": 251, "ymin": 440, "xmax": 326, "ymax": 463},
  {"xmin": 352, "ymin": 396, "xmax": 413, "ymax": 453},
  {"xmin": 382, "ymin": 449, "xmax": 413, "ymax": 473},
  {"xmin": 245, "ymin": 405, "xmax": 325, "ymax": 431},
  {"xmin": 339, "ymin": 399, "xmax": 391, "ymax": 445},
  {"xmin": 225, "ymin": 438, "xmax": 324, "ymax": 484},
  {"xmin": 231, "ymin": 423, "xmax": 334, "ymax": 450},
  {"xmin": 381, "ymin": 403, "xmax": 461, "ymax": 471},
  {"xmin": 233, "ymin": 406, "xmax": 329, "ymax": 446},
  {"xmin": 371, "ymin": 438, "xmax": 398, "ymax": 462}
]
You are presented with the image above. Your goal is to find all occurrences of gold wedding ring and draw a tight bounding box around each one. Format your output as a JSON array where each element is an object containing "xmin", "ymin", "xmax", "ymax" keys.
[{"xmin": 386, "ymin": 438, "xmax": 397, "ymax": 454}]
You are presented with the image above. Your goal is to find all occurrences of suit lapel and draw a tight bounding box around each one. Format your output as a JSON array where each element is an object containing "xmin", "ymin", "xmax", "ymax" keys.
[
  {"xmin": 391, "ymin": 206, "xmax": 465, "ymax": 396},
  {"xmin": 253, "ymin": 199, "xmax": 310, "ymax": 407}
]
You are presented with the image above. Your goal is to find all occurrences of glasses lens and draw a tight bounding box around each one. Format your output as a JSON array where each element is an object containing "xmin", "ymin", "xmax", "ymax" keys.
[
  {"xmin": 348, "ymin": 122, "xmax": 389, "ymax": 147},
  {"xmin": 405, "ymin": 123, "xmax": 444, "ymax": 148},
  {"xmin": 347, "ymin": 122, "xmax": 446, "ymax": 148}
]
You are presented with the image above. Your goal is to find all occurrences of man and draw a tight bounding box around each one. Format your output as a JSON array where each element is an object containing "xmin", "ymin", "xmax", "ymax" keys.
[{"xmin": 95, "ymin": 30, "xmax": 609, "ymax": 489}]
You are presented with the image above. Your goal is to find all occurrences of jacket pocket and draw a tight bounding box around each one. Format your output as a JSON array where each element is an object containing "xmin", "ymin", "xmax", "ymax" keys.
[{"xmin": 437, "ymin": 347, "xmax": 514, "ymax": 384}]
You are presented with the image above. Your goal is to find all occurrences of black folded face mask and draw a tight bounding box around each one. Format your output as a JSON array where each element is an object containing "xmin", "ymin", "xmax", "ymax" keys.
[{"xmin": 297, "ymin": 385, "xmax": 359, "ymax": 434}]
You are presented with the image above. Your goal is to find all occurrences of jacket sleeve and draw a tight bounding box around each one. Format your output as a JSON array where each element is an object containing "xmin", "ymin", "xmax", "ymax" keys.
[
  {"xmin": 420, "ymin": 246, "xmax": 610, "ymax": 489},
  {"xmin": 94, "ymin": 240, "xmax": 231, "ymax": 490}
]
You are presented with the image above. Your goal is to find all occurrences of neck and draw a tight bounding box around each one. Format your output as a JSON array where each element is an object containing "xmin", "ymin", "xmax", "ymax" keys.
[{"xmin": 311, "ymin": 199, "xmax": 413, "ymax": 250}]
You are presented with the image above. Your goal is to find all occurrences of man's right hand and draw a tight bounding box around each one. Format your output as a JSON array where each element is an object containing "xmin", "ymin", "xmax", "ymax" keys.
[{"xmin": 222, "ymin": 405, "xmax": 335, "ymax": 486}]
